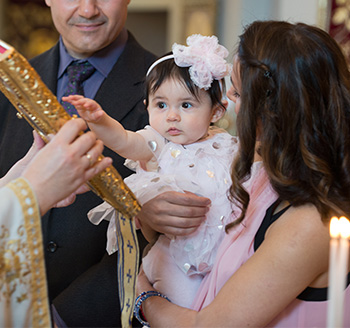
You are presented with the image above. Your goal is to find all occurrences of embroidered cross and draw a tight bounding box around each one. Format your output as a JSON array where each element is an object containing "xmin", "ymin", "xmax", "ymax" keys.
[
  {"xmin": 127, "ymin": 240, "xmax": 133, "ymax": 254},
  {"xmin": 126, "ymin": 269, "xmax": 132, "ymax": 283}
]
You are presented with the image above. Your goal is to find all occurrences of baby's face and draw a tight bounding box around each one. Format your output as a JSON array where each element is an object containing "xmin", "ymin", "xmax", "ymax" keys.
[{"xmin": 147, "ymin": 78, "xmax": 217, "ymax": 145}]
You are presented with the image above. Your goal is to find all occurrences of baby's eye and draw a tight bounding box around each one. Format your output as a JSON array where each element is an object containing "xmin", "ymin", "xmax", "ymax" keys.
[
  {"xmin": 157, "ymin": 102, "xmax": 167, "ymax": 109},
  {"xmin": 181, "ymin": 102, "xmax": 193, "ymax": 109}
]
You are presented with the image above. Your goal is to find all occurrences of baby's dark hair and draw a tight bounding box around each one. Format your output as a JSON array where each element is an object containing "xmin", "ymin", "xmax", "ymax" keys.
[{"xmin": 144, "ymin": 53, "xmax": 227, "ymax": 111}]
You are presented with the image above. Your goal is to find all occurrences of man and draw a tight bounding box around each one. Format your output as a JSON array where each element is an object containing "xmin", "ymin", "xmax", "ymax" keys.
[{"xmin": 0, "ymin": 0, "xmax": 156, "ymax": 326}]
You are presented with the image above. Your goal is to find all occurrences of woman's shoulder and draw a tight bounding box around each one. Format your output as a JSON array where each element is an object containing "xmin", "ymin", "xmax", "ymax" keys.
[
  {"xmin": 249, "ymin": 203, "xmax": 330, "ymax": 294},
  {"xmin": 271, "ymin": 203, "xmax": 327, "ymax": 233},
  {"xmin": 265, "ymin": 203, "xmax": 330, "ymax": 276},
  {"xmin": 266, "ymin": 203, "xmax": 329, "ymax": 246}
]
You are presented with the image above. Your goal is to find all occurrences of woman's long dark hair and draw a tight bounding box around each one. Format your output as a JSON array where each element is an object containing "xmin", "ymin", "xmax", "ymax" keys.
[{"xmin": 227, "ymin": 20, "xmax": 350, "ymax": 230}]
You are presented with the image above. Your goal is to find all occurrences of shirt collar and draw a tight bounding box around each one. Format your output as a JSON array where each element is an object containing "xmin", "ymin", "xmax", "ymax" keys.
[{"xmin": 58, "ymin": 28, "xmax": 128, "ymax": 79}]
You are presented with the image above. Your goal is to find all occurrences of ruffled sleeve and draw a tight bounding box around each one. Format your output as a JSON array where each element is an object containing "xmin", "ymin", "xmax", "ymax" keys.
[
  {"xmin": 89, "ymin": 126, "xmax": 169, "ymax": 255},
  {"xmin": 124, "ymin": 125, "xmax": 166, "ymax": 172},
  {"xmin": 88, "ymin": 201, "xmax": 119, "ymax": 255}
]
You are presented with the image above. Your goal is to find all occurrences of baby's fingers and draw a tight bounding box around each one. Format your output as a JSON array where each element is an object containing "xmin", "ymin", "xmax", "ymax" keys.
[
  {"xmin": 62, "ymin": 95, "xmax": 83, "ymax": 102},
  {"xmin": 70, "ymin": 99, "xmax": 96, "ymax": 111}
]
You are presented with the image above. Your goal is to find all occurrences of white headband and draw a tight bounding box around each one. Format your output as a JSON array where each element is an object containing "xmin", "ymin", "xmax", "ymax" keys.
[
  {"xmin": 146, "ymin": 54, "xmax": 174, "ymax": 77},
  {"xmin": 145, "ymin": 34, "xmax": 232, "ymax": 90}
]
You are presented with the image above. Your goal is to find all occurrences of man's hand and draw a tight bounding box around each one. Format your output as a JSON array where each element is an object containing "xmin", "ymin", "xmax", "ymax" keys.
[{"xmin": 136, "ymin": 191, "xmax": 211, "ymax": 237}]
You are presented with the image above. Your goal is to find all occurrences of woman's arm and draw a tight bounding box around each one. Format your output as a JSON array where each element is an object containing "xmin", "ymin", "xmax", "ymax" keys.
[
  {"xmin": 21, "ymin": 119, "xmax": 112, "ymax": 215},
  {"xmin": 137, "ymin": 204, "xmax": 330, "ymax": 327}
]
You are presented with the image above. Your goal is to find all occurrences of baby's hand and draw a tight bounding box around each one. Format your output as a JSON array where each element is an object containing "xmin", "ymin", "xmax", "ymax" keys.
[{"xmin": 62, "ymin": 95, "xmax": 104, "ymax": 122}]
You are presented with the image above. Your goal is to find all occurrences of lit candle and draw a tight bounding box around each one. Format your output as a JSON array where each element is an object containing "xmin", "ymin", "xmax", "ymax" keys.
[
  {"xmin": 327, "ymin": 217, "xmax": 341, "ymax": 328},
  {"xmin": 327, "ymin": 216, "xmax": 350, "ymax": 328},
  {"xmin": 337, "ymin": 217, "xmax": 350, "ymax": 326}
]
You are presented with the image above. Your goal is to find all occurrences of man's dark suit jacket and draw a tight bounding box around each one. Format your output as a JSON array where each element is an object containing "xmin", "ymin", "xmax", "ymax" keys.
[{"xmin": 0, "ymin": 32, "xmax": 156, "ymax": 327}]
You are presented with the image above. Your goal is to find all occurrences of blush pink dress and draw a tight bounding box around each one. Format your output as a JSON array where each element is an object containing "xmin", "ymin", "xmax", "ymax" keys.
[{"xmin": 192, "ymin": 166, "xmax": 350, "ymax": 327}]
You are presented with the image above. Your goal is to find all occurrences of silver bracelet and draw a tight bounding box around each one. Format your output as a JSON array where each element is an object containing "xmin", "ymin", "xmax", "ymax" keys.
[{"xmin": 134, "ymin": 290, "xmax": 171, "ymax": 327}]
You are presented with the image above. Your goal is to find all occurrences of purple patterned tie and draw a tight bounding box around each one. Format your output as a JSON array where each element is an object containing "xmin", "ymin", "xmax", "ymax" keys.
[{"xmin": 61, "ymin": 61, "xmax": 96, "ymax": 116}]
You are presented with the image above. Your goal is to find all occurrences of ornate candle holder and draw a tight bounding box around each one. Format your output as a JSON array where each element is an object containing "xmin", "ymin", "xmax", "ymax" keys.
[{"xmin": 0, "ymin": 39, "xmax": 141, "ymax": 219}]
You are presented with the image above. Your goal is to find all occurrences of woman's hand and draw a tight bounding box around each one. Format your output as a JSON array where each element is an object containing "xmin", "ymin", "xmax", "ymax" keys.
[{"xmin": 22, "ymin": 118, "xmax": 112, "ymax": 215}]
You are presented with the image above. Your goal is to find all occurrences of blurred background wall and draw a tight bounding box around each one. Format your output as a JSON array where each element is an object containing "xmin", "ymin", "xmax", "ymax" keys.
[
  {"xmin": 0, "ymin": 0, "xmax": 329, "ymax": 65},
  {"xmin": 0, "ymin": 0, "xmax": 336, "ymax": 134}
]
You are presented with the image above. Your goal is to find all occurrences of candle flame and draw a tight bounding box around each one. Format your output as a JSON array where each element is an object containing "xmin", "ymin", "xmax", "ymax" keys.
[
  {"xmin": 330, "ymin": 216, "xmax": 341, "ymax": 238},
  {"xmin": 339, "ymin": 216, "xmax": 350, "ymax": 239}
]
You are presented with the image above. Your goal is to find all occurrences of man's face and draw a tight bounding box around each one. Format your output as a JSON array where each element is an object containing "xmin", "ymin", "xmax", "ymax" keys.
[{"xmin": 45, "ymin": 0, "xmax": 131, "ymax": 59}]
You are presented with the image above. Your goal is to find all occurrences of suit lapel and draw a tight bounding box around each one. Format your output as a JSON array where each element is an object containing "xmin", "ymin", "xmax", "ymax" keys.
[
  {"xmin": 95, "ymin": 34, "xmax": 148, "ymax": 122},
  {"xmin": 30, "ymin": 35, "xmax": 153, "ymax": 124},
  {"xmin": 30, "ymin": 43, "xmax": 60, "ymax": 95}
]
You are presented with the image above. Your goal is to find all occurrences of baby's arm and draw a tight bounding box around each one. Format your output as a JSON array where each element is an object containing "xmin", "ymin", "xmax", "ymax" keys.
[{"xmin": 62, "ymin": 95, "xmax": 153, "ymax": 162}]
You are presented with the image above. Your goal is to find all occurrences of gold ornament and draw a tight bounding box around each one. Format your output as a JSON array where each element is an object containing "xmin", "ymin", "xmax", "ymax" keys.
[{"xmin": 0, "ymin": 39, "xmax": 140, "ymax": 220}]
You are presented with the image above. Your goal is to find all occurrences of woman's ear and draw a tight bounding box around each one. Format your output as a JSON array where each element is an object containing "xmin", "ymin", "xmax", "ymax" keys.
[
  {"xmin": 211, "ymin": 100, "xmax": 228, "ymax": 123},
  {"xmin": 143, "ymin": 99, "xmax": 147, "ymax": 105}
]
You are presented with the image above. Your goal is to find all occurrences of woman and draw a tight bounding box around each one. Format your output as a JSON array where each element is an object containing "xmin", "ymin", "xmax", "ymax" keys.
[{"xmin": 135, "ymin": 20, "xmax": 350, "ymax": 327}]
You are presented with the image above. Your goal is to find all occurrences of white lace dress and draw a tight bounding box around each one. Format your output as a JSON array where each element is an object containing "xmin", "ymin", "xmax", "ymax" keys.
[{"xmin": 88, "ymin": 125, "xmax": 239, "ymax": 307}]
